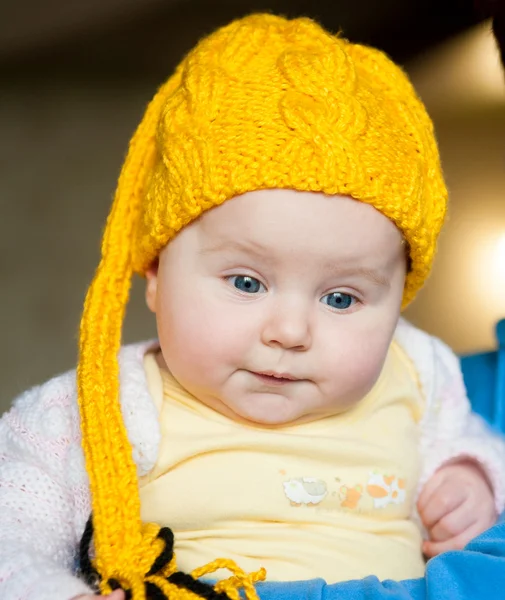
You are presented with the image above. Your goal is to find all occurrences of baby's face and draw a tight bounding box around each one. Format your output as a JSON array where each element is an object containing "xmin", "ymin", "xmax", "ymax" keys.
[{"xmin": 146, "ymin": 189, "xmax": 406, "ymax": 426}]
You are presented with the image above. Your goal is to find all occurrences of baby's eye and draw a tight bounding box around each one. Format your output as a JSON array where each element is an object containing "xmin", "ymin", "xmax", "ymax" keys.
[
  {"xmin": 321, "ymin": 292, "xmax": 356, "ymax": 310},
  {"xmin": 227, "ymin": 275, "xmax": 266, "ymax": 294}
]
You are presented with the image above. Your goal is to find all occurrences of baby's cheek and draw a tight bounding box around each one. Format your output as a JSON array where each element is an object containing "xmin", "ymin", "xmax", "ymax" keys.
[
  {"xmin": 354, "ymin": 337, "xmax": 392, "ymax": 395},
  {"xmin": 341, "ymin": 357, "xmax": 380, "ymax": 403},
  {"xmin": 167, "ymin": 321, "xmax": 215, "ymax": 372},
  {"xmin": 324, "ymin": 333, "xmax": 390, "ymax": 403},
  {"xmin": 164, "ymin": 307, "xmax": 244, "ymax": 377},
  {"xmin": 355, "ymin": 352, "xmax": 386, "ymax": 395}
]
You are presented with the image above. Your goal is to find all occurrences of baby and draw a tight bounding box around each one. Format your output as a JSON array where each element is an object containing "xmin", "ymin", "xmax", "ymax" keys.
[{"xmin": 1, "ymin": 13, "xmax": 504, "ymax": 600}]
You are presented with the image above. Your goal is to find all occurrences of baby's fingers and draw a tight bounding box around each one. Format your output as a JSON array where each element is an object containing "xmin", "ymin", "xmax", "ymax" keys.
[
  {"xmin": 418, "ymin": 480, "xmax": 466, "ymax": 530},
  {"xmin": 423, "ymin": 521, "xmax": 483, "ymax": 557},
  {"xmin": 428, "ymin": 501, "xmax": 477, "ymax": 542},
  {"xmin": 106, "ymin": 591, "xmax": 126, "ymax": 600}
]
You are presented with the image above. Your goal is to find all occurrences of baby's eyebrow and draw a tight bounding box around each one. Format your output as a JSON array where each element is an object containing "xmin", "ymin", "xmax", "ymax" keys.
[
  {"xmin": 199, "ymin": 239, "xmax": 271, "ymax": 258},
  {"xmin": 200, "ymin": 240, "xmax": 391, "ymax": 287},
  {"xmin": 329, "ymin": 266, "xmax": 391, "ymax": 288},
  {"xmin": 317, "ymin": 259, "xmax": 392, "ymax": 288}
]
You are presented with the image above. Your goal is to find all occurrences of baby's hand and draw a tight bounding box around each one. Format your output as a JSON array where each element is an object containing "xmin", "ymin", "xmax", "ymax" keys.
[
  {"xmin": 417, "ymin": 460, "xmax": 497, "ymax": 557},
  {"xmin": 72, "ymin": 589, "xmax": 125, "ymax": 599}
]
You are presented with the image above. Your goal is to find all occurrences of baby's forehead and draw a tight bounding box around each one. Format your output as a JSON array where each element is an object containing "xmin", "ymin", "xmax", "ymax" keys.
[
  {"xmin": 189, "ymin": 188, "xmax": 404, "ymax": 266},
  {"xmin": 197, "ymin": 189, "xmax": 396, "ymax": 229}
]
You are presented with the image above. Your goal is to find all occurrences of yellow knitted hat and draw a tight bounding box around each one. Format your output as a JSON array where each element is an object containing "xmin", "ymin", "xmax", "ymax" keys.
[{"xmin": 77, "ymin": 13, "xmax": 447, "ymax": 599}]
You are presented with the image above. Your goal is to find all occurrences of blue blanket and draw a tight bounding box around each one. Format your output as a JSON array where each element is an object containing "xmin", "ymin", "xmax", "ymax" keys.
[{"xmin": 256, "ymin": 516, "xmax": 505, "ymax": 600}]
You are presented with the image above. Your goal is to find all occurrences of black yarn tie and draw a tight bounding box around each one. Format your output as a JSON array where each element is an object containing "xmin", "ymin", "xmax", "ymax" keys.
[
  {"xmin": 168, "ymin": 572, "xmax": 231, "ymax": 600},
  {"xmin": 78, "ymin": 513, "xmax": 235, "ymax": 600},
  {"xmin": 145, "ymin": 581, "xmax": 170, "ymax": 600},
  {"xmin": 78, "ymin": 515, "xmax": 101, "ymax": 591},
  {"xmin": 146, "ymin": 527, "xmax": 175, "ymax": 576},
  {"xmin": 108, "ymin": 578, "xmax": 132, "ymax": 600}
]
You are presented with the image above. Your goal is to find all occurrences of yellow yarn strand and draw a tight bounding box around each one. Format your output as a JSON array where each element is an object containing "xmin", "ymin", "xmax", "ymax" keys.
[
  {"xmin": 77, "ymin": 78, "xmax": 179, "ymax": 592},
  {"xmin": 78, "ymin": 53, "xmax": 266, "ymax": 600}
]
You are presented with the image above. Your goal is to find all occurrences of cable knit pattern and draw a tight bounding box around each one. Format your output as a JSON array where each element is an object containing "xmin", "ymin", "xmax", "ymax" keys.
[
  {"xmin": 131, "ymin": 14, "xmax": 447, "ymax": 304},
  {"xmin": 1, "ymin": 321, "xmax": 504, "ymax": 599}
]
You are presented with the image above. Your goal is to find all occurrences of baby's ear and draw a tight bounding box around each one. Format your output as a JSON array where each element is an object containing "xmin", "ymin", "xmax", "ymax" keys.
[{"xmin": 145, "ymin": 258, "xmax": 159, "ymax": 313}]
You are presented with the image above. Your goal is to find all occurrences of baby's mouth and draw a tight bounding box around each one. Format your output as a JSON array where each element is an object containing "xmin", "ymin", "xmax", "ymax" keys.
[{"xmin": 251, "ymin": 371, "xmax": 301, "ymax": 386}]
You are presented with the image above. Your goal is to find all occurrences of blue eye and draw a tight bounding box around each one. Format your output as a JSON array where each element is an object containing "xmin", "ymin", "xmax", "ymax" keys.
[
  {"xmin": 321, "ymin": 292, "xmax": 355, "ymax": 310},
  {"xmin": 228, "ymin": 275, "xmax": 265, "ymax": 294}
]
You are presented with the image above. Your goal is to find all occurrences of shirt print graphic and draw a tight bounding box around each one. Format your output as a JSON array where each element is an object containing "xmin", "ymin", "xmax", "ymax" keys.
[{"xmin": 281, "ymin": 472, "xmax": 407, "ymax": 513}]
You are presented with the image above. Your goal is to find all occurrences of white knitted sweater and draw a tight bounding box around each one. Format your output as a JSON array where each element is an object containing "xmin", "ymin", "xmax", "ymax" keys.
[{"xmin": 1, "ymin": 320, "xmax": 505, "ymax": 600}]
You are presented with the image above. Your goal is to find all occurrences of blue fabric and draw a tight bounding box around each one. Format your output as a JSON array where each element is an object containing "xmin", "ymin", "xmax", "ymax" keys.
[
  {"xmin": 461, "ymin": 318, "xmax": 505, "ymax": 433},
  {"xmin": 255, "ymin": 516, "xmax": 505, "ymax": 600}
]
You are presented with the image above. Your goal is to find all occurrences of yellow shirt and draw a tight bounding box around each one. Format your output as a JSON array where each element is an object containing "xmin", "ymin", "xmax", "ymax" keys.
[{"xmin": 140, "ymin": 340, "xmax": 425, "ymax": 583}]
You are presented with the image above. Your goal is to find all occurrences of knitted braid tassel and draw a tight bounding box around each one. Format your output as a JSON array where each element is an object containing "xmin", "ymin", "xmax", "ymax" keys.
[
  {"xmin": 78, "ymin": 516, "xmax": 265, "ymax": 599},
  {"xmin": 76, "ymin": 73, "xmax": 264, "ymax": 600},
  {"xmin": 76, "ymin": 12, "xmax": 447, "ymax": 600}
]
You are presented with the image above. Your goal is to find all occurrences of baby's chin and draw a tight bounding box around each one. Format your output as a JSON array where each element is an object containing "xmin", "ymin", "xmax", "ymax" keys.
[{"xmin": 224, "ymin": 392, "xmax": 321, "ymax": 427}]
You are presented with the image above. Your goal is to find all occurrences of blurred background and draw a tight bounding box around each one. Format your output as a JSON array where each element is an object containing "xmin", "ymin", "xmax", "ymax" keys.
[{"xmin": 1, "ymin": 0, "xmax": 504, "ymax": 412}]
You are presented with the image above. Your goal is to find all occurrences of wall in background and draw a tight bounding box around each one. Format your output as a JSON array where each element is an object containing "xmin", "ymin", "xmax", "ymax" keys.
[{"xmin": 404, "ymin": 23, "xmax": 505, "ymax": 352}]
